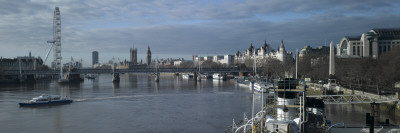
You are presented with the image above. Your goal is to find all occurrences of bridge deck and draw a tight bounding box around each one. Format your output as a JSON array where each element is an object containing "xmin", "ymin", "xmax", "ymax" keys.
[{"xmin": 2, "ymin": 68, "xmax": 252, "ymax": 75}]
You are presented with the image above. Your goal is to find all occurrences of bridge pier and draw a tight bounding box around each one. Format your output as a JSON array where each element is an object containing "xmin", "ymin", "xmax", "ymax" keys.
[
  {"xmin": 369, "ymin": 102, "xmax": 381, "ymax": 133},
  {"xmin": 112, "ymin": 73, "xmax": 120, "ymax": 82},
  {"xmin": 193, "ymin": 72, "xmax": 197, "ymax": 81},
  {"xmin": 68, "ymin": 74, "xmax": 83, "ymax": 82}
]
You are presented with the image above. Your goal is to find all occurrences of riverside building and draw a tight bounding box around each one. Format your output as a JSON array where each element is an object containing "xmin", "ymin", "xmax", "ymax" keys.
[
  {"xmin": 92, "ymin": 51, "xmax": 98, "ymax": 68},
  {"xmin": 234, "ymin": 40, "xmax": 293, "ymax": 65},
  {"xmin": 0, "ymin": 53, "xmax": 44, "ymax": 70},
  {"xmin": 192, "ymin": 55, "xmax": 234, "ymax": 66},
  {"xmin": 338, "ymin": 28, "xmax": 400, "ymax": 58}
]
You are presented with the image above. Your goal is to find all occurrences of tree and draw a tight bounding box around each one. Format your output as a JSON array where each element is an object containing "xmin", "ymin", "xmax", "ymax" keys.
[
  {"xmin": 262, "ymin": 58, "xmax": 284, "ymax": 78},
  {"xmin": 298, "ymin": 52, "xmax": 328, "ymax": 81},
  {"xmin": 376, "ymin": 48, "xmax": 400, "ymax": 89},
  {"xmin": 178, "ymin": 61, "xmax": 194, "ymax": 68},
  {"xmin": 201, "ymin": 60, "xmax": 222, "ymax": 68}
]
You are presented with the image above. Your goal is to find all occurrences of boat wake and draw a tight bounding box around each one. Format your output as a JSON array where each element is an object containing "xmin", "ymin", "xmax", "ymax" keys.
[
  {"xmin": 213, "ymin": 92, "xmax": 234, "ymax": 95},
  {"xmin": 73, "ymin": 92, "xmax": 235, "ymax": 102},
  {"xmin": 73, "ymin": 95, "xmax": 139, "ymax": 102}
]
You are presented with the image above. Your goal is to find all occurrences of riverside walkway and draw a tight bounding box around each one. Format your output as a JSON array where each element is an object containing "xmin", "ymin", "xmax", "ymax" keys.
[{"xmin": 306, "ymin": 83, "xmax": 399, "ymax": 104}]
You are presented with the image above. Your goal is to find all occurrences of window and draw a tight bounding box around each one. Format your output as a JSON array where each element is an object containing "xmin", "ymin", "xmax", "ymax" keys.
[
  {"xmin": 379, "ymin": 46, "xmax": 382, "ymax": 55},
  {"xmin": 357, "ymin": 46, "xmax": 360, "ymax": 56},
  {"xmin": 388, "ymin": 46, "xmax": 391, "ymax": 51},
  {"xmin": 353, "ymin": 46, "xmax": 356, "ymax": 55},
  {"xmin": 383, "ymin": 46, "xmax": 387, "ymax": 52}
]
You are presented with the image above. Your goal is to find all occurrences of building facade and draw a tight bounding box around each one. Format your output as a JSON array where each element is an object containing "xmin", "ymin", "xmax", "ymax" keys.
[
  {"xmin": 338, "ymin": 28, "xmax": 400, "ymax": 58},
  {"xmin": 92, "ymin": 51, "xmax": 98, "ymax": 68},
  {"xmin": 193, "ymin": 55, "xmax": 235, "ymax": 66},
  {"xmin": 299, "ymin": 45, "xmax": 330, "ymax": 58},
  {"xmin": 235, "ymin": 40, "xmax": 293, "ymax": 65},
  {"xmin": 0, "ymin": 56, "xmax": 44, "ymax": 71},
  {"xmin": 130, "ymin": 47, "xmax": 137, "ymax": 64}
]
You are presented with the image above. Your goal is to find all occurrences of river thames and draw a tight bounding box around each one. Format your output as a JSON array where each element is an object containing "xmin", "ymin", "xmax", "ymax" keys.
[{"xmin": 0, "ymin": 74, "xmax": 399, "ymax": 132}]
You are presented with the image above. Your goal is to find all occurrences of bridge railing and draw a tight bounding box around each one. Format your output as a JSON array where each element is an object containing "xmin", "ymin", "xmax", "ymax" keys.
[{"xmin": 307, "ymin": 95, "xmax": 398, "ymax": 104}]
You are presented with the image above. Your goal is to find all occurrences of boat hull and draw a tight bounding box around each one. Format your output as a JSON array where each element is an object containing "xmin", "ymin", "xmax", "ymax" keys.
[{"xmin": 19, "ymin": 100, "xmax": 73, "ymax": 107}]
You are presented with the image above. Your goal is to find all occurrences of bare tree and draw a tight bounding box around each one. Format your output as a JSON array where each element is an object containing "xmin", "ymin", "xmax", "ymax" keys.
[
  {"xmin": 262, "ymin": 58, "xmax": 284, "ymax": 78},
  {"xmin": 201, "ymin": 60, "xmax": 223, "ymax": 68},
  {"xmin": 178, "ymin": 61, "xmax": 194, "ymax": 68}
]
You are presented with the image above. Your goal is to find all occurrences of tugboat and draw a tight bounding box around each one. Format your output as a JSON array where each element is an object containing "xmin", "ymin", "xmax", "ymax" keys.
[
  {"xmin": 230, "ymin": 78, "xmax": 327, "ymax": 133},
  {"xmin": 19, "ymin": 94, "xmax": 73, "ymax": 107}
]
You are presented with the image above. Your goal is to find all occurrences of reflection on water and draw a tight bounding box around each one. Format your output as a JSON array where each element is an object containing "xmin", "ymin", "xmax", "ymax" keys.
[
  {"xmin": 326, "ymin": 103, "xmax": 400, "ymax": 126},
  {"xmin": 112, "ymin": 82, "xmax": 120, "ymax": 89},
  {"xmin": 0, "ymin": 73, "xmax": 398, "ymax": 132},
  {"xmin": 0, "ymin": 74, "xmax": 256, "ymax": 132}
]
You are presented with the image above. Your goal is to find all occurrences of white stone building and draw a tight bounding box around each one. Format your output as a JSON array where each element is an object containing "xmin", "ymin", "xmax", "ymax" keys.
[
  {"xmin": 192, "ymin": 55, "xmax": 235, "ymax": 66},
  {"xmin": 338, "ymin": 28, "xmax": 400, "ymax": 58},
  {"xmin": 235, "ymin": 40, "xmax": 293, "ymax": 65}
]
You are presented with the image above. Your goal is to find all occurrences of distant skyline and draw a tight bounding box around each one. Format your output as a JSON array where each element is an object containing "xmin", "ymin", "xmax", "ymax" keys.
[{"xmin": 1, "ymin": 0, "xmax": 400, "ymax": 67}]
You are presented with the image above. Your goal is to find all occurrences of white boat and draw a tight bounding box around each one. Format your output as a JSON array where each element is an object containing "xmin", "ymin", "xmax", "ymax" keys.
[
  {"xmin": 232, "ymin": 78, "xmax": 321, "ymax": 133},
  {"xmin": 237, "ymin": 79, "xmax": 252, "ymax": 87},
  {"xmin": 19, "ymin": 94, "xmax": 73, "ymax": 107},
  {"xmin": 212, "ymin": 73, "xmax": 221, "ymax": 79},
  {"xmin": 182, "ymin": 74, "xmax": 193, "ymax": 79},
  {"xmin": 199, "ymin": 73, "xmax": 211, "ymax": 80},
  {"xmin": 253, "ymin": 82, "xmax": 268, "ymax": 93},
  {"xmin": 212, "ymin": 73, "xmax": 227, "ymax": 80}
]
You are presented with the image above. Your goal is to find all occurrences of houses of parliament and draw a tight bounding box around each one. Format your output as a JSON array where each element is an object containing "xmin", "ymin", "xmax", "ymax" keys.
[{"xmin": 129, "ymin": 45, "xmax": 152, "ymax": 67}]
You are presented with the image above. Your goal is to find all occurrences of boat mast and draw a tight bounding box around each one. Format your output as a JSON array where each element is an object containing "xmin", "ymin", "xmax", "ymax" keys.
[
  {"xmin": 198, "ymin": 55, "xmax": 201, "ymax": 74},
  {"xmin": 60, "ymin": 57, "xmax": 63, "ymax": 79},
  {"xmin": 69, "ymin": 57, "xmax": 72, "ymax": 74},
  {"xmin": 295, "ymin": 49, "xmax": 299, "ymax": 79},
  {"xmin": 253, "ymin": 49, "xmax": 256, "ymax": 76},
  {"xmin": 19, "ymin": 58, "xmax": 22, "ymax": 81}
]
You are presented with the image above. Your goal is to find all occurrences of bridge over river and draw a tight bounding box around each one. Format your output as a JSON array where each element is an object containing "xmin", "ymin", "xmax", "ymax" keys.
[{"xmin": 2, "ymin": 67, "xmax": 256, "ymax": 75}]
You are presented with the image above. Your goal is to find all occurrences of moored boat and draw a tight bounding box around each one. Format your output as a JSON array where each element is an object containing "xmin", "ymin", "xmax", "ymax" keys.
[
  {"xmin": 253, "ymin": 82, "xmax": 268, "ymax": 93},
  {"xmin": 19, "ymin": 94, "xmax": 73, "ymax": 107},
  {"xmin": 182, "ymin": 74, "xmax": 193, "ymax": 79},
  {"xmin": 86, "ymin": 74, "xmax": 96, "ymax": 79},
  {"xmin": 212, "ymin": 73, "xmax": 227, "ymax": 80},
  {"xmin": 200, "ymin": 73, "xmax": 212, "ymax": 80}
]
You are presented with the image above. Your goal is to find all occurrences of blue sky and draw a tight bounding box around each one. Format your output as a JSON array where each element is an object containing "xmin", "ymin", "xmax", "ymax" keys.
[{"xmin": 0, "ymin": 0, "xmax": 400, "ymax": 67}]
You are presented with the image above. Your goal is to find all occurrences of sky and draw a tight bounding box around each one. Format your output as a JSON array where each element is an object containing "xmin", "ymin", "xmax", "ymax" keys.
[{"xmin": 1, "ymin": 0, "xmax": 400, "ymax": 67}]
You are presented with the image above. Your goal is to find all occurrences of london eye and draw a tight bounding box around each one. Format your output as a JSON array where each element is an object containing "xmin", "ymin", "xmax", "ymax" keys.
[{"xmin": 46, "ymin": 7, "xmax": 62, "ymax": 70}]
